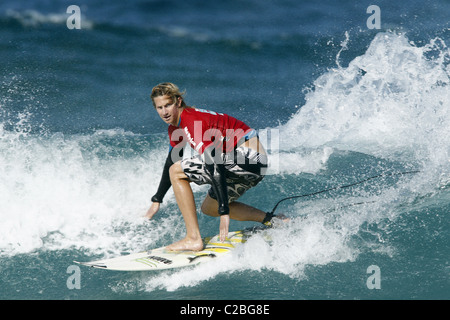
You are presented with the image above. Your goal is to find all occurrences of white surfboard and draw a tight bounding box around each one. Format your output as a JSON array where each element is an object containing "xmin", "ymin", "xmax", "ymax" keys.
[{"xmin": 74, "ymin": 227, "xmax": 269, "ymax": 271}]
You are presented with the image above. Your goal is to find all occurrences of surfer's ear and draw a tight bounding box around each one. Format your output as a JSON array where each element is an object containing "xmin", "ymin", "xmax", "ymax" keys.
[{"xmin": 176, "ymin": 97, "xmax": 183, "ymax": 108}]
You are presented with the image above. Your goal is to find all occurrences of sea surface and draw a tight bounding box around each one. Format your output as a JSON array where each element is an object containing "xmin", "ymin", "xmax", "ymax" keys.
[{"xmin": 1, "ymin": 0, "xmax": 449, "ymax": 301}]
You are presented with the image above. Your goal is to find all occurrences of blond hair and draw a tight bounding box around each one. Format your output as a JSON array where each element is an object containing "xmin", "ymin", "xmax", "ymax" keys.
[{"xmin": 150, "ymin": 82, "xmax": 187, "ymax": 107}]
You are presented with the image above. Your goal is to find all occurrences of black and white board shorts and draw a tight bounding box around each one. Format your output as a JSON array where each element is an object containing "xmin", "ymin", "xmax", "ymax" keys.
[{"xmin": 180, "ymin": 146, "xmax": 268, "ymax": 203}]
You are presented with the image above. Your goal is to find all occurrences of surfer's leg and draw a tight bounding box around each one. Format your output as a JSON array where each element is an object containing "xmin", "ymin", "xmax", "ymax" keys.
[
  {"xmin": 201, "ymin": 194, "xmax": 266, "ymax": 222},
  {"xmin": 166, "ymin": 162, "xmax": 203, "ymax": 251},
  {"xmin": 202, "ymin": 194, "xmax": 290, "ymax": 227}
]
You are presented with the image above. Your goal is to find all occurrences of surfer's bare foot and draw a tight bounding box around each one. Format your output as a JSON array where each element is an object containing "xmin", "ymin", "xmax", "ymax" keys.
[
  {"xmin": 272, "ymin": 214, "xmax": 290, "ymax": 226},
  {"xmin": 166, "ymin": 237, "xmax": 204, "ymax": 252},
  {"xmin": 275, "ymin": 213, "xmax": 290, "ymax": 222},
  {"xmin": 263, "ymin": 213, "xmax": 290, "ymax": 228}
]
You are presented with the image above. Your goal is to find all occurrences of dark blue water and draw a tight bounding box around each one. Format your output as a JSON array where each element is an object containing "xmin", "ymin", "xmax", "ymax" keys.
[{"xmin": 1, "ymin": 0, "xmax": 449, "ymax": 301}]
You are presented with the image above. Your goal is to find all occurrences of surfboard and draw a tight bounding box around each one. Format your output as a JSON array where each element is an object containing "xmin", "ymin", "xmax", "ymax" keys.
[{"xmin": 74, "ymin": 227, "xmax": 268, "ymax": 271}]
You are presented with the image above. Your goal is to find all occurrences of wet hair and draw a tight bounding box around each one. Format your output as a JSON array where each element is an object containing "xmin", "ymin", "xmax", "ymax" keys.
[{"xmin": 150, "ymin": 82, "xmax": 187, "ymax": 107}]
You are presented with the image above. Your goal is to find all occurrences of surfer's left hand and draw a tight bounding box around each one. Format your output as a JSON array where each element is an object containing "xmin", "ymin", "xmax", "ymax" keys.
[{"xmin": 219, "ymin": 214, "xmax": 230, "ymax": 242}]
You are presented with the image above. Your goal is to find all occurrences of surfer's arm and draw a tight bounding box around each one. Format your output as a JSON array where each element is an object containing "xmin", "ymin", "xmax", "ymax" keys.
[
  {"xmin": 219, "ymin": 214, "xmax": 230, "ymax": 242},
  {"xmin": 151, "ymin": 146, "xmax": 184, "ymax": 203},
  {"xmin": 203, "ymin": 144, "xmax": 230, "ymax": 241},
  {"xmin": 203, "ymin": 144, "xmax": 229, "ymax": 216}
]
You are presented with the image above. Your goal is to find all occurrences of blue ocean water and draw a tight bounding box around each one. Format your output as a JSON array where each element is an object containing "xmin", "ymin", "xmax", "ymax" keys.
[{"xmin": 0, "ymin": 0, "xmax": 449, "ymax": 301}]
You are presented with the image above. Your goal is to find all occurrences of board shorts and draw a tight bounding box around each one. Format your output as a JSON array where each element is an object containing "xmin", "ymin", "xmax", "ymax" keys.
[{"xmin": 180, "ymin": 145, "xmax": 268, "ymax": 203}]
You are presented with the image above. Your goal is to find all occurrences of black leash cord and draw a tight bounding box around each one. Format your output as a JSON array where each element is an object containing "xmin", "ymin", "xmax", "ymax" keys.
[{"xmin": 269, "ymin": 170, "xmax": 421, "ymax": 215}]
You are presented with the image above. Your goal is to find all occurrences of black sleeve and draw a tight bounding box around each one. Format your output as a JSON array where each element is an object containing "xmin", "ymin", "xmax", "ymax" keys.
[
  {"xmin": 211, "ymin": 162, "xmax": 229, "ymax": 215},
  {"xmin": 151, "ymin": 147, "xmax": 184, "ymax": 203},
  {"xmin": 203, "ymin": 145, "xmax": 229, "ymax": 215}
]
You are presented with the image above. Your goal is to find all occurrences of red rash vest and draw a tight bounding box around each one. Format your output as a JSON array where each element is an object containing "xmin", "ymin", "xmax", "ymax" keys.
[{"xmin": 168, "ymin": 107, "xmax": 252, "ymax": 154}]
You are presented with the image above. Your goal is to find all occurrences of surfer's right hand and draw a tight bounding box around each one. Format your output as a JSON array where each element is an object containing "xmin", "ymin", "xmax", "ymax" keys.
[{"xmin": 144, "ymin": 202, "xmax": 160, "ymax": 219}]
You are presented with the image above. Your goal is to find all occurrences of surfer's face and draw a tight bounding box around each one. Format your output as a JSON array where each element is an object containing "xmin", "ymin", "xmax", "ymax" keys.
[{"xmin": 154, "ymin": 95, "xmax": 182, "ymax": 126}]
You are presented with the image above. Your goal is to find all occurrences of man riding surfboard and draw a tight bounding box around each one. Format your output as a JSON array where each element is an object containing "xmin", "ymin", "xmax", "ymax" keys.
[{"xmin": 145, "ymin": 82, "xmax": 283, "ymax": 251}]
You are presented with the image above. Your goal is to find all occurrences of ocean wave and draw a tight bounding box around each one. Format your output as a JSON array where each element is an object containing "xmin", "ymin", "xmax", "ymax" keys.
[
  {"xmin": 0, "ymin": 7, "xmax": 320, "ymax": 57},
  {"xmin": 0, "ymin": 127, "xmax": 168, "ymax": 256},
  {"xmin": 279, "ymin": 31, "xmax": 450, "ymax": 164},
  {"xmin": 3, "ymin": 9, "xmax": 94, "ymax": 29}
]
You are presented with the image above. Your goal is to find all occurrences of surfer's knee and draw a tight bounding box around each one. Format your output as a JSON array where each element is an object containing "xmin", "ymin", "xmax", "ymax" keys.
[{"xmin": 169, "ymin": 161, "xmax": 187, "ymax": 182}]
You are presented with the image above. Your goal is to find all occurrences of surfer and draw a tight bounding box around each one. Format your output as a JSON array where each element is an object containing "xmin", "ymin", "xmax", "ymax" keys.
[{"xmin": 145, "ymin": 82, "xmax": 283, "ymax": 251}]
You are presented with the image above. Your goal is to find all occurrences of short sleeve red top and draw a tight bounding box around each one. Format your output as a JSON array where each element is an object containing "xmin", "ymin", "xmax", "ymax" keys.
[{"xmin": 168, "ymin": 107, "xmax": 252, "ymax": 154}]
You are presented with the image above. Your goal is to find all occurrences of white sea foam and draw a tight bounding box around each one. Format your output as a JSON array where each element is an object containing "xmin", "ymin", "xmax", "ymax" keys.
[
  {"xmin": 279, "ymin": 32, "xmax": 449, "ymax": 162},
  {"xmin": 0, "ymin": 126, "xmax": 171, "ymax": 256}
]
